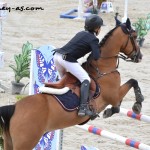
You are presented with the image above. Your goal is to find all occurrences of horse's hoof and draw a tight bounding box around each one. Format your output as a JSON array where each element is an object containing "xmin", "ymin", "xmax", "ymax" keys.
[
  {"xmin": 103, "ymin": 108, "xmax": 113, "ymax": 118},
  {"xmin": 132, "ymin": 102, "xmax": 142, "ymax": 114}
]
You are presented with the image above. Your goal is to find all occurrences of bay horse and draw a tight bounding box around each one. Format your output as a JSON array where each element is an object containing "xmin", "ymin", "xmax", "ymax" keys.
[{"xmin": 0, "ymin": 18, "xmax": 144, "ymax": 150}]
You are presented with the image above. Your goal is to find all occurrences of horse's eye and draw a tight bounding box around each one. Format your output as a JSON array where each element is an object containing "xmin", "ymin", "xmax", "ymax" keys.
[{"xmin": 134, "ymin": 35, "xmax": 137, "ymax": 39}]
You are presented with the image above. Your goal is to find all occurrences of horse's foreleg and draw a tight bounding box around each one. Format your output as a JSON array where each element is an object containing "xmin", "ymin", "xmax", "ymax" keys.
[
  {"xmin": 103, "ymin": 104, "xmax": 121, "ymax": 118},
  {"xmin": 103, "ymin": 79, "xmax": 144, "ymax": 118}
]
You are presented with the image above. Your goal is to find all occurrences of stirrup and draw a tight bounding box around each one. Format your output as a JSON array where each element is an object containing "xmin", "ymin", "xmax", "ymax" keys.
[{"xmin": 78, "ymin": 104, "xmax": 94, "ymax": 117}]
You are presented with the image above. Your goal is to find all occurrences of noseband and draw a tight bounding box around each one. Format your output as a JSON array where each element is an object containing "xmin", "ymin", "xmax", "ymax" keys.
[{"xmin": 119, "ymin": 26, "xmax": 140, "ymax": 62}]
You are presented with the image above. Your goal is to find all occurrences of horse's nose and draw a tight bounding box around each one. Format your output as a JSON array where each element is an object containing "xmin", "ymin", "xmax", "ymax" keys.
[
  {"xmin": 137, "ymin": 51, "xmax": 143, "ymax": 63},
  {"xmin": 139, "ymin": 50, "xmax": 143, "ymax": 59}
]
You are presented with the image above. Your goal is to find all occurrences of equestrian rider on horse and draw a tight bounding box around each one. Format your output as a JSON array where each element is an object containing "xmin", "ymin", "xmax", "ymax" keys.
[{"xmin": 53, "ymin": 14, "xmax": 103, "ymax": 117}]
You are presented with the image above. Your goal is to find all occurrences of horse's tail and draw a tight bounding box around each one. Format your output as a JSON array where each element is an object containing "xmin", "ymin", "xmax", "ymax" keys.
[{"xmin": 0, "ymin": 105, "xmax": 15, "ymax": 132}]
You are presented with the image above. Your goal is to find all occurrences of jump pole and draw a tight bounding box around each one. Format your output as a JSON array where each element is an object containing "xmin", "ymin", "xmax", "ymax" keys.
[
  {"xmin": 75, "ymin": 0, "xmax": 84, "ymax": 20},
  {"xmin": 120, "ymin": 107, "xmax": 150, "ymax": 123},
  {"xmin": 122, "ymin": 0, "xmax": 128, "ymax": 23},
  {"xmin": 76, "ymin": 124, "xmax": 150, "ymax": 150}
]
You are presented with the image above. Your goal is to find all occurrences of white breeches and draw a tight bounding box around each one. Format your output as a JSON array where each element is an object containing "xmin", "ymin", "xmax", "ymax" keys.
[{"xmin": 53, "ymin": 52, "xmax": 91, "ymax": 83}]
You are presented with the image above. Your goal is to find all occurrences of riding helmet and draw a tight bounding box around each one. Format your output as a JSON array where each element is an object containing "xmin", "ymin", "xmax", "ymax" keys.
[{"xmin": 84, "ymin": 14, "xmax": 103, "ymax": 32}]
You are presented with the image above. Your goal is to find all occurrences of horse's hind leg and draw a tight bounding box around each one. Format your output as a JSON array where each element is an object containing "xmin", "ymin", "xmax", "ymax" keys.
[
  {"xmin": 11, "ymin": 131, "xmax": 41, "ymax": 150},
  {"xmin": 3, "ymin": 132, "xmax": 13, "ymax": 150},
  {"xmin": 103, "ymin": 78, "xmax": 144, "ymax": 118}
]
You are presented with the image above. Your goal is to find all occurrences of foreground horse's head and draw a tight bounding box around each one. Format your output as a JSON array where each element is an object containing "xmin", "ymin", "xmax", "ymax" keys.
[
  {"xmin": 119, "ymin": 18, "xmax": 142, "ymax": 62},
  {"xmin": 99, "ymin": 18, "xmax": 142, "ymax": 63}
]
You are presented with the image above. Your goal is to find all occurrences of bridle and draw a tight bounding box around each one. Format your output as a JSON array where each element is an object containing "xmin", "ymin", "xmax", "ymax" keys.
[{"xmin": 119, "ymin": 27, "xmax": 140, "ymax": 62}]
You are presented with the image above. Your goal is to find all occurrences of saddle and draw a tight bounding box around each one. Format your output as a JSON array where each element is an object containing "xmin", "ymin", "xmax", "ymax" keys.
[
  {"xmin": 44, "ymin": 72, "xmax": 100, "ymax": 99},
  {"xmin": 43, "ymin": 72, "xmax": 100, "ymax": 121}
]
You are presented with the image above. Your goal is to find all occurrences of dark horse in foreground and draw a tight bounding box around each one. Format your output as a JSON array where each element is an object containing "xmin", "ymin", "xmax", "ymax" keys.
[{"xmin": 0, "ymin": 19, "xmax": 144, "ymax": 150}]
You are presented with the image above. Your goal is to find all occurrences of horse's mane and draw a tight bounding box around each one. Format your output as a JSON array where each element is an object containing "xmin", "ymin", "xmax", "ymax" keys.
[
  {"xmin": 99, "ymin": 26, "xmax": 118, "ymax": 47},
  {"xmin": 86, "ymin": 25, "xmax": 124, "ymax": 66}
]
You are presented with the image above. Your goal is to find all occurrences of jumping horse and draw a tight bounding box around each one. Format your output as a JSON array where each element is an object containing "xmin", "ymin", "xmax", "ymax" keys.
[{"xmin": 0, "ymin": 18, "xmax": 144, "ymax": 150}]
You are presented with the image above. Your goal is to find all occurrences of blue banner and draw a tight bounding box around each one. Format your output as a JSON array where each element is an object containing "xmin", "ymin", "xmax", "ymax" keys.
[{"xmin": 29, "ymin": 45, "xmax": 61, "ymax": 150}]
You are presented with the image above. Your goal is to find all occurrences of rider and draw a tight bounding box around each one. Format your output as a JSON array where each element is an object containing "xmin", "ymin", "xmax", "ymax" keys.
[{"xmin": 53, "ymin": 14, "xmax": 103, "ymax": 117}]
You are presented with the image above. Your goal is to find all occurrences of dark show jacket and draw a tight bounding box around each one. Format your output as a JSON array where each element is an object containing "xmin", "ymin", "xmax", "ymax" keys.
[{"xmin": 54, "ymin": 31, "xmax": 100, "ymax": 62}]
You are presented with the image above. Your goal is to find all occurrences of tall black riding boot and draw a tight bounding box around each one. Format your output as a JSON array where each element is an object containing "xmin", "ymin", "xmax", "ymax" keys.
[{"xmin": 78, "ymin": 80, "xmax": 93, "ymax": 116}]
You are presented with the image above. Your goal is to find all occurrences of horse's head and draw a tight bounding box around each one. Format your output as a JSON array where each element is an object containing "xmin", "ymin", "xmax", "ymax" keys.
[{"xmin": 120, "ymin": 18, "xmax": 142, "ymax": 63}]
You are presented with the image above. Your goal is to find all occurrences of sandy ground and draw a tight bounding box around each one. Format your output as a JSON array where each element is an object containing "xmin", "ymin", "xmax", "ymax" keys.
[{"xmin": 0, "ymin": 0, "xmax": 150, "ymax": 149}]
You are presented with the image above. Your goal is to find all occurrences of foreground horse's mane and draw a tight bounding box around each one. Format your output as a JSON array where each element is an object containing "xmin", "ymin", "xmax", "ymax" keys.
[{"xmin": 99, "ymin": 26, "xmax": 118, "ymax": 47}]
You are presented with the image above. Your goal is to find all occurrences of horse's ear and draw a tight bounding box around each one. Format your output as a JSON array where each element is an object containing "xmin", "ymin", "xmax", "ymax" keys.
[
  {"xmin": 115, "ymin": 13, "xmax": 121, "ymax": 26},
  {"xmin": 126, "ymin": 18, "xmax": 131, "ymax": 30}
]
